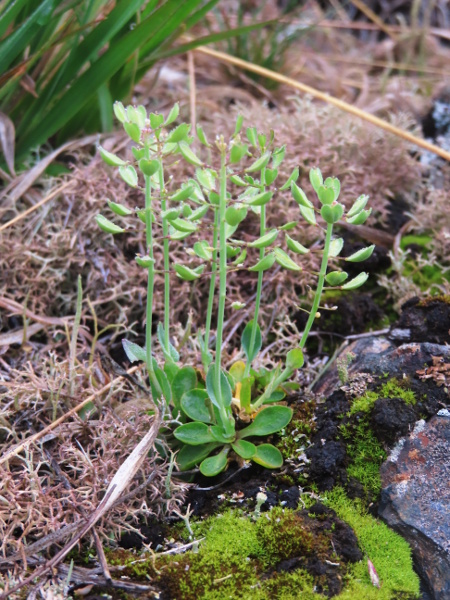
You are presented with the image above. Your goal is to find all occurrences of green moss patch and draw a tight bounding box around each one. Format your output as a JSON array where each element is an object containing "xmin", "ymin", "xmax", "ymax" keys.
[{"xmin": 325, "ymin": 488, "xmax": 420, "ymax": 599}]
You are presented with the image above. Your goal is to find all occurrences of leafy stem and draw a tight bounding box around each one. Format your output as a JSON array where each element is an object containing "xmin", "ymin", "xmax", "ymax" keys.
[
  {"xmin": 202, "ymin": 207, "xmax": 219, "ymax": 371},
  {"xmin": 299, "ymin": 221, "xmax": 333, "ymax": 349}
]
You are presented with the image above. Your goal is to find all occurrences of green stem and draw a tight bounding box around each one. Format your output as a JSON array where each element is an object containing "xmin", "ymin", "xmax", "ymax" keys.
[
  {"xmin": 299, "ymin": 222, "xmax": 333, "ymax": 349},
  {"xmin": 244, "ymin": 183, "xmax": 266, "ymax": 378},
  {"xmin": 215, "ymin": 148, "xmax": 234, "ymax": 436},
  {"xmin": 203, "ymin": 207, "xmax": 219, "ymax": 371},
  {"xmin": 144, "ymin": 143, "xmax": 159, "ymax": 395},
  {"xmin": 158, "ymin": 155, "xmax": 170, "ymax": 353}
]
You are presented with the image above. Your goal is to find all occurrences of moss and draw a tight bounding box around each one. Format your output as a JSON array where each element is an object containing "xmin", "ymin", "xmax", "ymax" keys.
[
  {"xmin": 256, "ymin": 507, "xmax": 315, "ymax": 563},
  {"xmin": 105, "ymin": 495, "xmax": 421, "ymax": 600},
  {"xmin": 349, "ymin": 378, "xmax": 416, "ymax": 416},
  {"xmin": 340, "ymin": 420, "xmax": 386, "ymax": 496},
  {"xmin": 325, "ymin": 488, "xmax": 420, "ymax": 599},
  {"xmin": 417, "ymin": 293, "xmax": 450, "ymax": 306}
]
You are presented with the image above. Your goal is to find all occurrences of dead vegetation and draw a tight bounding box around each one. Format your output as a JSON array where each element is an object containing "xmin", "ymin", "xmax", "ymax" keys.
[{"xmin": 1, "ymin": 0, "xmax": 449, "ymax": 596}]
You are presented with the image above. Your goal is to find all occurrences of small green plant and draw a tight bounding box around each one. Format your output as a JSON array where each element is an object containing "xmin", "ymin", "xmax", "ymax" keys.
[{"xmin": 96, "ymin": 102, "xmax": 374, "ymax": 476}]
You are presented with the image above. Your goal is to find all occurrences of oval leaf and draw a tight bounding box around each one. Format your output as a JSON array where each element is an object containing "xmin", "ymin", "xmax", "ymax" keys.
[
  {"xmin": 174, "ymin": 422, "xmax": 215, "ymax": 446},
  {"xmin": 291, "ymin": 182, "xmax": 313, "ymax": 208},
  {"xmin": 329, "ymin": 237, "xmax": 344, "ymax": 257},
  {"xmin": 238, "ymin": 406, "xmax": 293, "ymax": 439},
  {"xmin": 248, "ymin": 252, "xmax": 276, "ymax": 272},
  {"xmin": 321, "ymin": 203, "xmax": 344, "ymax": 224},
  {"xmin": 274, "ymin": 248, "xmax": 301, "ymax": 271},
  {"xmin": 286, "ymin": 348, "xmax": 304, "ymax": 371},
  {"xmin": 206, "ymin": 365, "xmax": 233, "ymax": 409},
  {"xmin": 172, "ymin": 366, "xmax": 198, "ymax": 408},
  {"xmin": 176, "ymin": 443, "xmax": 220, "ymax": 471},
  {"xmin": 107, "ymin": 200, "xmax": 132, "ymax": 216},
  {"xmin": 181, "ymin": 389, "xmax": 212, "ymax": 423},
  {"xmin": 325, "ymin": 271, "xmax": 348, "ymax": 286},
  {"xmin": 200, "ymin": 451, "xmax": 228, "ymax": 477},
  {"xmin": 346, "ymin": 208, "xmax": 372, "ymax": 225},
  {"xmin": 119, "ymin": 165, "xmax": 138, "ymax": 188},
  {"xmin": 345, "ymin": 245, "xmax": 375, "ymax": 263},
  {"xmin": 98, "ymin": 146, "xmax": 127, "ymax": 167},
  {"xmin": 232, "ymin": 439, "xmax": 256, "ymax": 460},
  {"xmin": 298, "ymin": 204, "xmax": 316, "ymax": 226},
  {"xmin": 178, "ymin": 141, "xmax": 203, "ymax": 167},
  {"xmin": 139, "ymin": 158, "xmax": 159, "ymax": 177},
  {"xmin": 248, "ymin": 228, "xmax": 278, "ymax": 249},
  {"xmin": 225, "ymin": 206, "xmax": 247, "ymax": 226},
  {"xmin": 341, "ymin": 272, "xmax": 369, "ymax": 290},
  {"xmin": 245, "ymin": 190, "xmax": 273, "ymax": 207},
  {"xmin": 174, "ymin": 264, "xmax": 204, "ymax": 281},
  {"xmin": 286, "ymin": 234, "xmax": 309, "ymax": 255},
  {"xmin": 347, "ymin": 194, "xmax": 370, "ymax": 218},
  {"xmin": 252, "ymin": 443, "xmax": 283, "ymax": 469},
  {"xmin": 96, "ymin": 214, "xmax": 125, "ymax": 234}
]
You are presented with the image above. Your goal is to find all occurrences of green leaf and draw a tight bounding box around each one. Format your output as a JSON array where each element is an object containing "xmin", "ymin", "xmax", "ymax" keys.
[
  {"xmin": 180, "ymin": 389, "xmax": 212, "ymax": 423},
  {"xmin": 286, "ymin": 234, "xmax": 309, "ymax": 255},
  {"xmin": 178, "ymin": 141, "xmax": 203, "ymax": 167},
  {"xmin": 166, "ymin": 122, "xmax": 190, "ymax": 143},
  {"xmin": 119, "ymin": 165, "xmax": 138, "ymax": 188},
  {"xmin": 274, "ymin": 248, "xmax": 301, "ymax": 272},
  {"xmin": 321, "ymin": 203, "xmax": 344, "ymax": 224},
  {"xmin": 346, "ymin": 208, "xmax": 372, "ymax": 225},
  {"xmin": 309, "ymin": 167, "xmax": 323, "ymax": 192},
  {"xmin": 272, "ymin": 145, "xmax": 286, "ymax": 169},
  {"xmin": 248, "ymin": 252, "xmax": 276, "ymax": 272},
  {"xmin": 238, "ymin": 406, "xmax": 293, "ymax": 439},
  {"xmin": 193, "ymin": 240, "xmax": 213, "ymax": 261},
  {"xmin": 264, "ymin": 168, "xmax": 278, "ymax": 186},
  {"xmin": 164, "ymin": 102, "xmax": 179, "ymax": 126},
  {"xmin": 286, "ymin": 348, "xmax": 304, "ymax": 371},
  {"xmin": 245, "ymin": 190, "xmax": 273, "ymax": 207},
  {"xmin": 329, "ymin": 237, "xmax": 344, "ymax": 257},
  {"xmin": 347, "ymin": 194, "xmax": 370, "ymax": 218},
  {"xmin": 96, "ymin": 214, "xmax": 125, "ymax": 234},
  {"xmin": 139, "ymin": 158, "xmax": 160, "ymax": 177},
  {"xmin": 176, "ymin": 443, "xmax": 221, "ymax": 471},
  {"xmin": 234, "ymin": 114, "xmax": 244, "ymax": 136},
  {"xmin": 174, "ymin": 422, "xmax": 215, "ymax": 445},
  {"xmin": 153, "ymin": 365, "xmax": 172, "ymax": 402},
  {"xmin": 225, "ymin": 206, "xmax": 247, "ymax": 226},
  {"xmin": 172, "ymin": 366, "xmax": 198, "ymax": 409},
  {"xmin": 200, "ymin": 451, "xmax": 228, "ymax": 476},
  {"xmin": 230, "ymin": 174, "xmax": 247, "ymax": 187},
  {"xmin": 291, "ymin": 182, "xmax": 313, "ymax": 207},
  {"xmin": 325, "ymin": 271, "xmax": 348, "ymax": 286},
  {"xmin": 149, "ymin": 113, "xmax": 164, "ymax": 129},
  {"xmin": 245, "ymin": 151, "xmax": 271, "ymax": 173},
  {"xmin": 196, "ymin": 124, "xmax": 210, "ymax": 147},
  {"xmin": 317, "ymin": 185, "xmax": 335, "ymax": 205},
  {"xmin": 162, "ymin": 207, "xmax": 182, "ymax": 220},
  {"xmin": 206, "ymin": 365, "xmax": 233, "ymax": 409},
  {"xmin": 345, "ymin": 245, "xmax": 375, "ymax": 263},
  {"xmin": 107, "ymin": 200, "xmax": 132, "ymax": 216},
  {"xmin": 252, "ymin": 444, "xmax": 283, "ymax": 468},
  {"xmin": 246, "ymin": 127, "xmax": 258, "ymax": 146},
  {"xmin": 174, "ymin": 264, "xmax": 204, "ymax": 281},
  {"xmin": 196, "ymin": 168, "xmax": 216, "ymax": 191},
  {"xmin": 230, "ymin": 142, "xmax": 248, "ymax": 164},
  {"xmin": 279, "ymin": 221, "xmax": 298, "ymax": 231},
  {"xmin": 169, "ymin": 185, "xmax": 194, "ymax": 202},
  {"xmin": 210, "ymin": 425, "xmax": 231, "ymax": 444},
  {"xmin": 170, "ymin": 218, "xmax": 197, "ymax": 233},
  {"xmin": 341, "ymin": 272, "xmax": 369, "ymax": 290},
  {"xmin": 232, "ymin": 439, "xmax": 256, "ymax": 460},
  {"xmin": 324, "ymin": 177, "xmax": 340, "ymax": 201},
  {"xmin": 187, "ymin": 205, "xmax": 209, "ymax": 221},
  {"xmin": 248, "ymin": 229, "xmax": 278, "ymax": 249},
  {"xmin": 298, "ymin": 204, "xmax": 316, "ymax": 226},
  {"xmin": 135, "ymin": 255, "xmax": 154, "ymax": 268},
  {"xmin": 123, "ymin": 121, "xmax": 141, "ymax": 143},
  {"xmin": 241, "ymin": 320, "xmax": 262, "ymax": 364},
  {"xmin": 279, "ymin": 167, "xmax": 299, "ymax": 191},
  {"xmin": 113, "ymin": 102, "xmax": 127, "ymax": 123},
  {"xmin": 122, "ymin": 339, "xmax": 146, "ymax": 363},
  {"xmin": 98, "ymin": 146, "xmax": 127, "ymax": 167}
]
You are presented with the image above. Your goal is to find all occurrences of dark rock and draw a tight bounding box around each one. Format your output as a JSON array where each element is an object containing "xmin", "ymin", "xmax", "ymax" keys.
[
  {"xmin": 389, "ymin": 297, "xmax": 450, "ymax": 345},
  {"xmin": 379, "ymin": 412, "xmax": 450, "ymax": 600},
  {"xmin": 371, "ymin": 397, "xmax": 418, "ymax": 445},
  {"xmin": 280, "ymin": 485, "xmax": 300, "ymax": 509}
]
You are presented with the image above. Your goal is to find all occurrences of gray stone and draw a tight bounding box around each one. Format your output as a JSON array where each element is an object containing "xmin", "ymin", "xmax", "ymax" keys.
[{"xmin": 379, "ymin": 415, "xmax": 450, "ymax": 600}]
